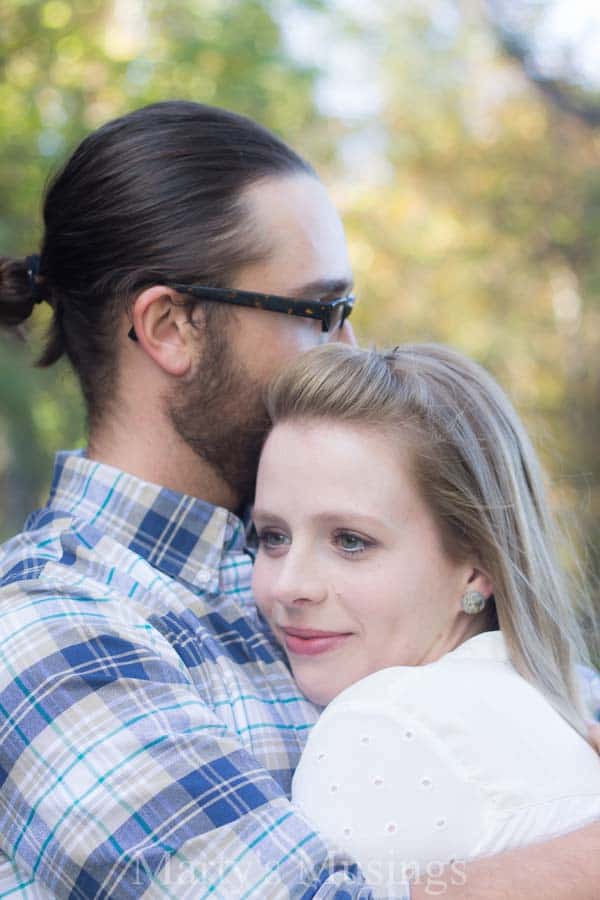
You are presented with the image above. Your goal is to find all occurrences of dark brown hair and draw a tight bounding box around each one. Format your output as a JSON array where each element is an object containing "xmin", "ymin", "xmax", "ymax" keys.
[{"xmin": 0, "ymin": 101, "xmax": 314, "ymax": 425}]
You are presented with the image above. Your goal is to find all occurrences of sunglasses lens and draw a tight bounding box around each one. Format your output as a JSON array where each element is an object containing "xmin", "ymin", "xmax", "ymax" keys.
[
  {"xmin": 319, "ymin": 297, "xmax": 353, "ymax": 332},
  {"xmin": 335, "ymin": 302, "xmax": 354, "ymax": 331},
  {"xmin": 329, "ymin": 304, "xmax": 349, "ymax": 332},
  {"xmin": 328, "ymin": 307, "xmax": 342, "ymax": 332}
]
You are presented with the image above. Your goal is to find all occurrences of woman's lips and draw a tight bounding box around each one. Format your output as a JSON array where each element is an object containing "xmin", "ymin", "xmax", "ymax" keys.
[{"xmin": 280, "ymin": 626, "xmax": 353, "ymax": 657}]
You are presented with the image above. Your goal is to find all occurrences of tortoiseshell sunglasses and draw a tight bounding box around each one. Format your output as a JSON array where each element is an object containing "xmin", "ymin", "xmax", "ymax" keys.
[{"xmin": 128, "ymin": 283, "xmax": 355, "ymax": 340}]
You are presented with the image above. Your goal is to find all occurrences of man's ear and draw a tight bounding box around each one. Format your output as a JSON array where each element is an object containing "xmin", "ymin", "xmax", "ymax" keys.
[{"xmin": 129, "ymin": 286, "xmax": 196, "ymax": 377}]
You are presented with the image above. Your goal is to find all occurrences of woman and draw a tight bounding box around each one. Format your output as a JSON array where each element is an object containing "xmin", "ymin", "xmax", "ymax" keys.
[{"xmin": 252, "ymin": 342, "xmax": 600, "ymax": 889}]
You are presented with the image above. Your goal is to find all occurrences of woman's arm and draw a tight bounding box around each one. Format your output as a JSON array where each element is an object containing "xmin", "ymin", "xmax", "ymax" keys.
[{"xmin": 411, "ymin": 822, "xmax": 600, "ymax": 900}]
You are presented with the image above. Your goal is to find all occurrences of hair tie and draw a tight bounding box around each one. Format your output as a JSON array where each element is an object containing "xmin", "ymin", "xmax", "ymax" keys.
[{"xmin": 25, "ymin": 254, "xmax": 46, "ymax": 305}]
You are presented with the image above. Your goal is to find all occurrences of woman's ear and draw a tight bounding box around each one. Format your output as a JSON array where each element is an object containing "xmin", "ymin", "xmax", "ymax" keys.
[
  {"xmin": 463, "ymin": 565, "xmax": 494, "ymax": 601},
  {"xmin": 128, "ymin": 286, "xmax": 197, "ymax": 377}
]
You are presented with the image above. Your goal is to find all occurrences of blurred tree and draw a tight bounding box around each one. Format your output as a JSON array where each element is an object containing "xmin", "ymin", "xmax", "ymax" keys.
[
  {"xmin": 314, "ymin": 0, "xmax": 600, "ymax": 608},
  {"xmin": 484, "ymin": 0, "xmax": 600, "ymax": 126},
  {"xmin": 1, "ymin": 0, "xmax": 599, "ymax": 634},
  {"xmin": 0, "ymin": 0, "xmax": 324, "ymax": 539}
]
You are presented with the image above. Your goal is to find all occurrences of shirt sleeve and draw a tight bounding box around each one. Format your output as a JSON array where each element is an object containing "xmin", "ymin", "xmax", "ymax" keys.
[
  {"xmin": 292, "ymin": 686, "xmax": 488, "ymax": 886},
  {"xmin": 0, "ymin": 588, "xmax": 373, "ymax": 899},
  {"xmin": 577, "ymin": 664, "xmax": 600, "ymax": 722},
  {"xmin": 293, "ymin": 660, "xmax": 600, "ymax": 883}
]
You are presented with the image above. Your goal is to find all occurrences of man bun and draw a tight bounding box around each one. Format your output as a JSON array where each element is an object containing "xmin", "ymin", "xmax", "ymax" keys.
[{"xmin": 0, "ymin": 256, "xmax": 42, "ymax": 327}]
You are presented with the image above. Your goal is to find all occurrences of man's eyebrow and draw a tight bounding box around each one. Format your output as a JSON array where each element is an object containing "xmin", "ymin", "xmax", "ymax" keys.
[{"xmin": 286, "ymin": 278, "xmax": 354, "ymax": 300}]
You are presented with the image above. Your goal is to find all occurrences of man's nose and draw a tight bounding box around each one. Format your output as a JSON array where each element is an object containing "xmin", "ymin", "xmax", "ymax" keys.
[{"xmin": 333, "ymin": 319, "xmax": 357, "ymax": 346}]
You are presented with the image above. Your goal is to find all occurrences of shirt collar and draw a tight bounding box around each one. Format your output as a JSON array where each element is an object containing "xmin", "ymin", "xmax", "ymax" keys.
[
  {"xmin": 447, "ymin": 630, "xmax": 508, "ymax": 663},
  {"xmin": 37, "ymin": 450, "xmax": 247, "ymax": 591}
]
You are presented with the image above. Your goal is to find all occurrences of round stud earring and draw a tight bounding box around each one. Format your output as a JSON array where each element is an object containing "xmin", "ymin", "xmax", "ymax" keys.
[{"xmin": 461, "ymin": 590, "xmax": 487, "ymax": 615}]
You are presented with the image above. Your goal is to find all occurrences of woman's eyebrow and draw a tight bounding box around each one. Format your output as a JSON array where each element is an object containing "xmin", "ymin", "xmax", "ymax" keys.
[
  {"xmin": 255, "ymin": 509, "xmax": 390, "ymax": 530},
  {"xmin": 252, "ymin": 509, "xmax": 287, "ymax": 526},
  {"xmin": 311, "ymin": 511, "xmax": 388, "ymax": 529}
]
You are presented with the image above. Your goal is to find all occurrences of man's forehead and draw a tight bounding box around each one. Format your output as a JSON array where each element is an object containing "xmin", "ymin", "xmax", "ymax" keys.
[
  {"xmin": 243, "ymin": 175, "xmax": 344, "ymax": 239},
  {"xmin": 240, "ymin": 175, "xmax": 353, "ymax": 295}
]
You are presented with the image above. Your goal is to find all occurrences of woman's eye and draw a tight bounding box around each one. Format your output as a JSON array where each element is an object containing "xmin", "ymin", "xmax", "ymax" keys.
[
  {"xmin": 258, "ymin": 529, "xmax": 290, "ymax": 549},
  {"xmin": 336, "ymin": 532, "xmax": 369, "ymax": 553}
]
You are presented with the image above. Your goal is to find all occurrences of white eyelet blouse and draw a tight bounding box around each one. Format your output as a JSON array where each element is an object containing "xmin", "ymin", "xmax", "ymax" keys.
[{"xmin": 292, "ymin": 631, "xmax": 600, "ymax": 892}]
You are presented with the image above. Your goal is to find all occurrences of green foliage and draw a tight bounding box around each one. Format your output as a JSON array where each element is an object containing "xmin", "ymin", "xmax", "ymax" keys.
[
  {"xmin": 0, "ymin": 0, "xmax": 322, "ymax": 537},
  {"xmin": 1, "ymin": 0, "xmax": 599, "ymax": 628},
  {"xmin": 337, "ymin": 1, "xmax": 600, "ymax": 608}
]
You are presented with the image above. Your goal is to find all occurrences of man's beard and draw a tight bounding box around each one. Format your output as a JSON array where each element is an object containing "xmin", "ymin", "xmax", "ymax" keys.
[{"xmin": 168, "ymin": 319, "xmax": 271, "ymax": 509}]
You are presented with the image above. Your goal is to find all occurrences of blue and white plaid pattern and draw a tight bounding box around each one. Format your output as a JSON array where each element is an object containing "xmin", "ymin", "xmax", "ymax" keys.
[
  {"xmin": 0, "ymin": 452, "xmax": 373, "ymax": 898},
  {"xmin": 1, "ymin": 453, "xmax": 598, "ymax": 899},
  {"xmin": 579, "ymin": 664, "xmax": 600, "ymax": 724}
]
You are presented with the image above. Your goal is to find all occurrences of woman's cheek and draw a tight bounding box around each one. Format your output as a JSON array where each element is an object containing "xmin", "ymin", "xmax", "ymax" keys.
[{"xmin": 251, "ymin": 559, "xmax": 271, "ymax": 618}]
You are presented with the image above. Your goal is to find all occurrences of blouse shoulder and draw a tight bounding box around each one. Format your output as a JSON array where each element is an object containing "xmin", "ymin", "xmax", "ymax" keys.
[
  {"xmin": 309, "ymin": 630, "xmax": 600, "ymax": 826},
  {"xmin": 319, "ymin": 631, "xmax": 510, "ymax": 717},
  {"xmin": 294, "ymin": 632, "xmax": 600, "ymax": 868}
]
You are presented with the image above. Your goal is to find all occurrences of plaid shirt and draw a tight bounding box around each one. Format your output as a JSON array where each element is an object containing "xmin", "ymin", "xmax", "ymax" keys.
[{"xmin": 0, "ymin": 451, "xmax": 377, "ymax": 899}]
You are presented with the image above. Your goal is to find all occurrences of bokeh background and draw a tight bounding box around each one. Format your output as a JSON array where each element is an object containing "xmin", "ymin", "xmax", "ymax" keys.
[{"xmin": 1, "ymin": 0, "xmax": 599, "ymax": 626}]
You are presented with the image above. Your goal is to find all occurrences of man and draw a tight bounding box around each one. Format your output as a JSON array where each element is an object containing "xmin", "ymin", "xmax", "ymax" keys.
[{"xmin": 0, "ymin": 101, "xmax": 598, "ymax": 898}]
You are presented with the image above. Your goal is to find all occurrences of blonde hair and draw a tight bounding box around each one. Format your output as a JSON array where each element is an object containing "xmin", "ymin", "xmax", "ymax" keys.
[{"xmin": 266, "ymin": 342, "xmax": 593, "ymax": 736}]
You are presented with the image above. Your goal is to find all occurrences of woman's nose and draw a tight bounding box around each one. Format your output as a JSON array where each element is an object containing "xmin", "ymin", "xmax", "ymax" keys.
[{"xmin": 274, "ymin": 553, "xmax": 327, "ymax": 609}]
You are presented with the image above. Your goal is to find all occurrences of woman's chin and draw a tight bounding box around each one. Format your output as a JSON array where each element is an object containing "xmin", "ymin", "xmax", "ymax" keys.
[{"xmin": 293, "ymin": 671, "xmax": 341, "ymax": 707}]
